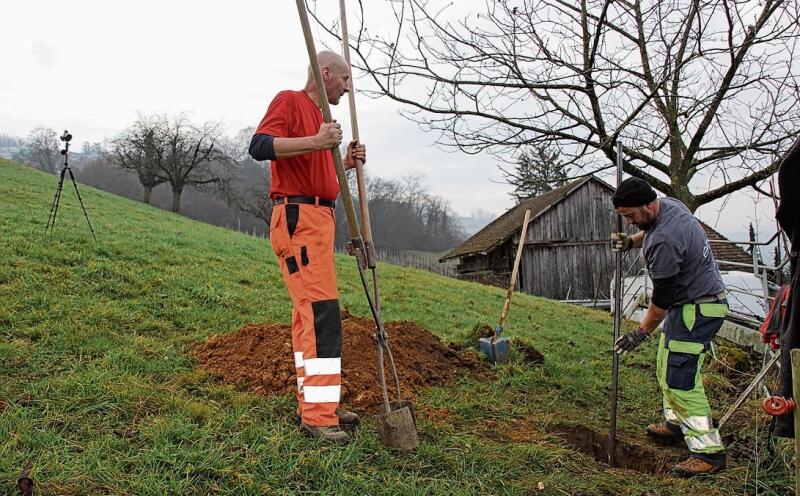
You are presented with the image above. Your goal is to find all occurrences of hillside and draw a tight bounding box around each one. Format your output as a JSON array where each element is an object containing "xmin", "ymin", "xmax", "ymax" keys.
[{"xmin": 0, "ymin": 159, "xmax": 790, "ymax": 495}]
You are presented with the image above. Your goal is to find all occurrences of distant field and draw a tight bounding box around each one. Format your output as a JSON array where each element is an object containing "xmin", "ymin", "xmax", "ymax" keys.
[{"xmin": 0, "ymin": 159, "xmax": 791, "ymax": 495}]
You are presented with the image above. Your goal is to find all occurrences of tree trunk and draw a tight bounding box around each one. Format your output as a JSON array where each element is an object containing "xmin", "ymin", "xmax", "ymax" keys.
[
  {"xmin": 142, "ymin": 186, "xmax": 152, "ymax": 205},
  {"xmin": 171, "ymin": 188, "xmax": 183, "ymax": 213}
]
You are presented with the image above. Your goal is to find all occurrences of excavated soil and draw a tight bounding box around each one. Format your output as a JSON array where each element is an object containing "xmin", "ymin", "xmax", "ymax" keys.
[{"xmin": 194, "ymin": 312, "xmax": 487, "ymax": 413}]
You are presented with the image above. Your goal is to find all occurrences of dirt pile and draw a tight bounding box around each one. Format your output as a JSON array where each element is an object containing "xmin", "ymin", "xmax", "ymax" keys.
[{"xmin": 194, "ymin": 312, "xmax": 487, "ymax": 413}]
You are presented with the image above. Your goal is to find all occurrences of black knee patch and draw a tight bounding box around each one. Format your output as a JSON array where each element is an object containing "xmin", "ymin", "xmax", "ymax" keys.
[
  {"xmin": 312, "ymin": 299, "xmax": 342, "ymax": 358},
  {"xmin": 666, "ymin": 352, "xmax": 700, "ymax": 391},
  {"xmin": 285, "ymin": 256, "xmax": 299, "ymax": 274},
  {"xmin": 286, "ymin": 204, "xmax": 299, "ymax": 237}
]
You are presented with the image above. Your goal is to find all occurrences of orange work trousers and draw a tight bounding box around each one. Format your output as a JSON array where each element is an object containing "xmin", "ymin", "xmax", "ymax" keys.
[{"xmin": 270, "ymin": 201, "xmax": 342, "ymax": 427}]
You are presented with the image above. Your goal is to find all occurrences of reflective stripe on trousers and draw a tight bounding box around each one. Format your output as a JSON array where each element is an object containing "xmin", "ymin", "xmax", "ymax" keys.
[{"xmin": 270, "ymin": 202, "xmax": 342, "ymax": 427}]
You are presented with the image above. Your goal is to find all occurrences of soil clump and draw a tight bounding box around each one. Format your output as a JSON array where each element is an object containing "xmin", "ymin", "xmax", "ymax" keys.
[{"xmin": 194, "ymin": 312, "xmax": 486, "ymax": 413}]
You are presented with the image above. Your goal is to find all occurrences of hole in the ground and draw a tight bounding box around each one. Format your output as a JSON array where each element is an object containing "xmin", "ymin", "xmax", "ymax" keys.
[{"xmin": 552, "ymin": 423, "xmax": 683, "ymax": 475}]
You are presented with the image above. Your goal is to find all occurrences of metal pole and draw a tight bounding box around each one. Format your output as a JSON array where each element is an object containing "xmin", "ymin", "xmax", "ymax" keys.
[{"xmin": 609, "ymin": 141, "xmax": 624, "ymax": 466}]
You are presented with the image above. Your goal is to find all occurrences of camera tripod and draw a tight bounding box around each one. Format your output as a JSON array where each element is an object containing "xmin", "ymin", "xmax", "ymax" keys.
[{"xmin": 45, "ymin": 130, "xmax": 97, "ymax": 242}]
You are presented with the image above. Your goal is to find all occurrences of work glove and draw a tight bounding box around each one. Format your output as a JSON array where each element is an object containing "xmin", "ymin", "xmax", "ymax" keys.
[
  {"xmin": 613, "ymin": 328, "xmax": 650, "ymax": 355},
  {"xmin": 610, "ymin": 232, "xmax": 633, "ymax": 252}
]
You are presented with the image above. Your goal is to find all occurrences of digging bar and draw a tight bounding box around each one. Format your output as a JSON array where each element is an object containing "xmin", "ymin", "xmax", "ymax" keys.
[
  {"xmin": 609, "ymin": 141, "xmax": 624, "ymax": 466},
  {"xmin": 338, "ymin": 0, "xmax": 417, "ymax": 440},
  {"xmin": 479, "ymin": 209, "xmax": 532, "ymax": 364},
  {"xmin": 296, "ymin": 0, "xmax": 418, "ymax": 450}
]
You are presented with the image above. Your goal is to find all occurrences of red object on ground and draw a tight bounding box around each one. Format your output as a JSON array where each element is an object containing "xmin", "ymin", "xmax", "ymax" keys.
[{"xmin": 762, "ymin": 396, "xmax": 796, "ymax": 416}]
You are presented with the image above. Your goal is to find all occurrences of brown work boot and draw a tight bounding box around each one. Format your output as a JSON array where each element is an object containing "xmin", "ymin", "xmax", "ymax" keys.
[
  {"xmin": 645, "ymin": 422, "xmax": 683, "ymax": 445},
  {"xmin": 672, "ymin": 456, "xmax": 724, "ymax": 477},
  {"xmin": 336, "ymin": 408, "xmax": 360, "ymax": 427},
  {"xmin": 299, "ymin": 423, "xmax": 352, "ymax": 444}
]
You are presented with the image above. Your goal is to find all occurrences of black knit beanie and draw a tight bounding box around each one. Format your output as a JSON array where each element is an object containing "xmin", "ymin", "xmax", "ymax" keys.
[{"xmin": 612, "ymin": 177, "xmax": 657, "ymax": 207}]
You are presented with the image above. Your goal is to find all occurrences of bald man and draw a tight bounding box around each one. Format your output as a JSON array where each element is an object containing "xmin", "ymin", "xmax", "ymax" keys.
[{"xmin": 249, "ymin": 50, "xmax": 366, "ymax": 444}]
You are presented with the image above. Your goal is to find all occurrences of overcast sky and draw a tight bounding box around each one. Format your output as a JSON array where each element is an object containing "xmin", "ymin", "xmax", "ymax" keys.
[{"xmin": 0, "ymin": 1, "xmax": 784, "ymax": 250}]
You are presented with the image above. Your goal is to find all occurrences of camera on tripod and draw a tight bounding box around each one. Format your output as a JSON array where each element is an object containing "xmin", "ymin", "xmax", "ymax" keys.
[
  {"xmin": 46, "ymin": 129, "xmax": 97, "ymax": 241},
  {"xmin": 60, "ymin": 130, "xmax": 72, "ymax": 156}
]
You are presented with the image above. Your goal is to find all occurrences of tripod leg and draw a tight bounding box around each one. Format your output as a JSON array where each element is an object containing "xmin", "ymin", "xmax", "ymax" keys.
[
  {"xmin": 45, "ymin": 169, "xmax": 67, "ymax": 234},
  {"xmin": 67, "ymin": 169, "xmax": 97, "ymax": 242}
]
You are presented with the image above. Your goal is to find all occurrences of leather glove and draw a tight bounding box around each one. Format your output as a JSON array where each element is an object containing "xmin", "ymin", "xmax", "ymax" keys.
[
  {"xmin": 613, "ymin": 328, "xmax": 650, "ymax": 355},
  {"xmin": 610, "ymin": 232, "xmax": 633, "ymax": 252}
]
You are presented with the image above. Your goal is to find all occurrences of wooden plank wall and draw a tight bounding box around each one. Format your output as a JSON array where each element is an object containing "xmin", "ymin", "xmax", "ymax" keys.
[{"xmin": 515, "ymin": 179, "xmax": 642, "ymax": 300}]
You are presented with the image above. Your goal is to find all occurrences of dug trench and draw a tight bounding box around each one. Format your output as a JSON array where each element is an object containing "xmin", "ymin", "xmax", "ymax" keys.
[
  {"xmin": 551, "ymin": 423, "xmax": 686, "ymax": 475},
  {"xmin": 194, "ymin": 311, "xmax": 488, "ymax": 413}
]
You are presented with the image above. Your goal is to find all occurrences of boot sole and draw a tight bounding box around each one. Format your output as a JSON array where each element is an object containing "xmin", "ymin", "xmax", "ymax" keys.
[
  {"xmin": 672, "ymin": 466, "xmax": 722, "ymax": 478},
  {"xmin": 299, "ymin": 424, "xmax": 352, "ymax": 444}
]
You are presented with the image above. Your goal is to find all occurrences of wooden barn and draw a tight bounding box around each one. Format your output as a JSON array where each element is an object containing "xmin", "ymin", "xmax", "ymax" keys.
[{"xmin": 440, "ymin": 176, "xmax": 751, "ymax": 301}]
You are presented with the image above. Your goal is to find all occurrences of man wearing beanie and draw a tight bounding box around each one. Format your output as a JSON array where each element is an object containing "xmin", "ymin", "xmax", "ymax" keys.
[{"xmin": 611, "ymin": 177, "xmax": 728, "ymax": 477}]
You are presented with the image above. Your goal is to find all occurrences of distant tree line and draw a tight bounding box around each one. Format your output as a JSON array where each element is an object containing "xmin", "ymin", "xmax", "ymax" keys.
[
  {"xmin": 7, "ymin": 115, "xmax": 465, "ymax": 253},
  {"xmin": 336, "ymin": 175, "xmax": 464, "ymax": 252}
]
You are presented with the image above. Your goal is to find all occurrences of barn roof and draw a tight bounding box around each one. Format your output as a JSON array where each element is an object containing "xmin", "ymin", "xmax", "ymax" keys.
[
  {"xmin": 701, "ymin": 223, "xmax": 756, "ymax": 271},
  {"xmin": 441, "ymin": 175, "xmax": 753, "ymax": 269},
  {"xmin": 440, "ymin": 177, "xmax": 594, "ymax": 261}
]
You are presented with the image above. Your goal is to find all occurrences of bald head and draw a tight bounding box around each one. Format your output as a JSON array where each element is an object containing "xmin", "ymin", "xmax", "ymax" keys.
[
  {"xmin": 306, "ymin": 50, "xmax": 351, "ymax": 105},
  {"xmin": 308, "ymin": 51, "xmax": 348, "ymax": 80}
]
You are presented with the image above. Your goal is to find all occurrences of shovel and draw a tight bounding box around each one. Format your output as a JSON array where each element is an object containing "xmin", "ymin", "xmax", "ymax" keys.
[
  {"xmin": 295, "ymin": 0, "xmax": 418, "ymax": 450},
  {"xmin": 480, "ymin": 209, "xmax": 532, "ymax": 364},
  {"xmin": 337, "ymin": 0, "xmax": 418, "ymax": 449}
]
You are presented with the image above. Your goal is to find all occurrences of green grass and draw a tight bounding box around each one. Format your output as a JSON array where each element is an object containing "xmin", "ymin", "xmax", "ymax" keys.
[{"xmin": 0, "ymin": 159, "xmax": 791, "ymax": 495}]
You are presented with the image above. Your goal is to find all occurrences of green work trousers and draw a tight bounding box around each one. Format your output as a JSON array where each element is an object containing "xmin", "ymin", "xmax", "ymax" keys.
[{"xmin": 656, "ymin": 301, "xmax": 728, "ymax": 463}]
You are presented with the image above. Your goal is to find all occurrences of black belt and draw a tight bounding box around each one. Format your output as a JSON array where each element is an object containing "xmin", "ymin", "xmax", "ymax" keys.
[{"xmin": 273, "ymin": 196, "xmax": 335, "ymax": 208}]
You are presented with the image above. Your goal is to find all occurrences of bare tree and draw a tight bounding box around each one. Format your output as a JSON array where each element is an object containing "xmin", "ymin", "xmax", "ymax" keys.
[
  {"xmin": 159, "ymin": 114, "xmax": 227, "ymax": 213},
  {"xmin": 111, "ymin": 113, "xmax": 227, "ymax": 213},
  {"xmin": 312, "ymin": 0, "xmax": 800, "ymax": 211},
  {"xmin": 20, "ymin": 127, "xmax": 60, "ymax": 173},
  {"xmin": 109, "ymin": 115, "xmax": 167, "ymax": 204}
]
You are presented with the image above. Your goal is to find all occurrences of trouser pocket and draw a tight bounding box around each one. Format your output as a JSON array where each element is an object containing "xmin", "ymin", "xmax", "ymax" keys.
[
  {"xmin": 666, "ymin": 352, "xmax": 700, "ymax": 391},
  {"xmin": 664, "ymin": 339, "xmax": 705, "ymax": 391}
]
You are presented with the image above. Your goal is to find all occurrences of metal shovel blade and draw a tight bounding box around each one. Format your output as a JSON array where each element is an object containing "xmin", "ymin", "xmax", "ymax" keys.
[
  {"xmin": 374, "ymin": 403, "xmax": 419, "ymax": 450},
  {"xmin": 479, "ymin": 336, "xmax": 511, "ymax": 364},
  {"xmin": 390, "ymin": 399, "xmax": 417, "ymax": 427}
]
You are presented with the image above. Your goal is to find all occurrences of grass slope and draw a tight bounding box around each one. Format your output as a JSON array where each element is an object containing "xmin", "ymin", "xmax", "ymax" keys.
[{"xmin": 0, "ymin": 160, "xmax": 790, "ymax": 495}]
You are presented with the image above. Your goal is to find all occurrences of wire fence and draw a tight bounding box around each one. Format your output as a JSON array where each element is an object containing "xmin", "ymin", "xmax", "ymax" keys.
[{"xmin": 334, "ymin": 245, "xmax": 458, "ymax": 277}]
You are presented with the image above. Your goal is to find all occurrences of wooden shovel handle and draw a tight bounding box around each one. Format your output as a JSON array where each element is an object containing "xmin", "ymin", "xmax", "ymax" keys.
[
  {"xmin": 339, "ymin": 0, "xmax": 372, "ymax": 244},
  {"xmin": 499, "ymin": 209, "xmax": 532, "ymax": 327}
]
